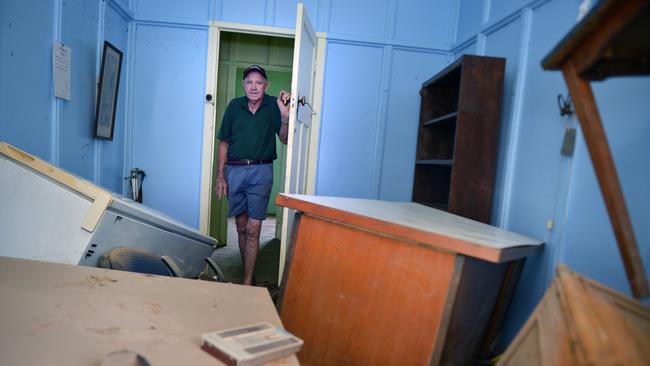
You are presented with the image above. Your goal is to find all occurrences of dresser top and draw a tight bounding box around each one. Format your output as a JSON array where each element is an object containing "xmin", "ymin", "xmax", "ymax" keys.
[{"xmin": 277, "ymin": 194, "xmax": 544, "ymax": 263}]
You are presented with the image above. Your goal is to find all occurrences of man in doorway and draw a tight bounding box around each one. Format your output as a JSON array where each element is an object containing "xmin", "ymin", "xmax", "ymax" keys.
[{"xmin": 214, "ymin": 64, "xmax": 290, "ymax": 286}]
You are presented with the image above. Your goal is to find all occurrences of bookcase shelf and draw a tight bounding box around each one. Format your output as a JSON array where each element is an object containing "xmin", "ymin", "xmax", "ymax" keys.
[
  {"xmin": 422, "ymin": 112, "xmax": 458, "ymax": 127},
  {"xmin": 412, "ymin": 55, "xmax": 505, "ymax": 223},
  {"xmin": 416, "ymin": 159, "xmax": 454, "ymax": 166}
]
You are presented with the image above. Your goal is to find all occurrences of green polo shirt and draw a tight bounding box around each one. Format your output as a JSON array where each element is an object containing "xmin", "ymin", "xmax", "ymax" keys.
[{"xmin": 217, "ymin": 94, "xmax": 281, "ymax": 161}]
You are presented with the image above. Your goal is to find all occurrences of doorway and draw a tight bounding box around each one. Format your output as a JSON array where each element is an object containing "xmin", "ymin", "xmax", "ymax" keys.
[
  {"xmin": 208, "ymin": 31, "xmax": 294, "ymax": 244},
  {"xmin": 199, "ymin": 6, "xmax": 326, "ymax": 283}
]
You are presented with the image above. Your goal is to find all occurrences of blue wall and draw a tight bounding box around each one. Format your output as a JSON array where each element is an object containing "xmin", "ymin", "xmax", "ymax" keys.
[
  {"xmin": 452, "ymin": 0, "xmax": 650, "ymax": 348},
  {"xmin": 316, "ymin": 0, "xmax": 453, "ymax": 200},
  {"xmin": 1, "ymin": 0, "xmax": 454, "ymax": 226},
  {"xmin": 0, "ymin": 0, "xmax": 131, "ymax": 193},
  {"xmin": 119, "ymin": 0, "xmax": 454, "ymax": 227},
  {"xmin": 0, "ymin": 0, "xmax": 57, "ymax": 160},
  {"xmin": 129, "ymin": 23, "xmax": 208, "ymax": 229}
]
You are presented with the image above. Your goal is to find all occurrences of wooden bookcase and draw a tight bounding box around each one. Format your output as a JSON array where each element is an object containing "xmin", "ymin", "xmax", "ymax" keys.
[{"xmin": 413, "ymin": 55, "xmax": 505, "ymax": 223}]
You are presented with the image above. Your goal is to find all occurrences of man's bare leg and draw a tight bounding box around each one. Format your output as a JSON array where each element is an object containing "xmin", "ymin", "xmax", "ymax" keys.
[
  {"xmin": 235, "ymin": 213, "xmax": 248, "ymax": 264},
  {"xmin": 235, "ymin": 213, "xmax": 262, "ymax": 285},
  {"xmin": 242, "ymin": 218, "xmax": 262, "ymax": 286}
]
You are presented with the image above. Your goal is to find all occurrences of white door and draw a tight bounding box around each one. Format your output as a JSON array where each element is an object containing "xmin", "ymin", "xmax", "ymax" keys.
[{"xmin": 278, "ymin": 3, "xmax": 317, "ymax": 278}]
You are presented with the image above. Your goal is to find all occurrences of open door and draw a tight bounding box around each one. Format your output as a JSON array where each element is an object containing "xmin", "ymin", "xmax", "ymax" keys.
[{"xmin": 278, "ymin": 3, "xmax": 317, "ymax": 279}]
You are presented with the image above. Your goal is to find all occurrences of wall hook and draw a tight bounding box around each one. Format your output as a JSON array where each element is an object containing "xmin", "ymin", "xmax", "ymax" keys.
[{"xmin": 557, "ymin": 93, "xmax": 573, "ymax": 117}]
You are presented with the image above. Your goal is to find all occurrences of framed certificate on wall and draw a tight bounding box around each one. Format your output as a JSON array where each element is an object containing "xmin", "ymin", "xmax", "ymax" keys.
[{"xmin": 95, "ymin": 41, "xmax": 123, "ymax": 140}]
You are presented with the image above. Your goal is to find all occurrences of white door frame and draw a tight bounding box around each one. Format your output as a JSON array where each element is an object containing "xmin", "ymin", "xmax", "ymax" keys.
[{"xmin": 198, "ymin": 20, "xmax": 327, "ymax": 235}]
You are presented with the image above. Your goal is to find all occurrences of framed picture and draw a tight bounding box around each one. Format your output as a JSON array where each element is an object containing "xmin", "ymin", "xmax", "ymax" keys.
[{"xmin": 95, "ymin": 41, "xmax": 123, "ymax": 140}]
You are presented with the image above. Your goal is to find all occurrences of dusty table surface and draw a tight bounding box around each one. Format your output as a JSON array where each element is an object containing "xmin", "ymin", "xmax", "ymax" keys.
[{"xmin": 0, "ymin": 256, "xmax": 298, "ymax": 366}]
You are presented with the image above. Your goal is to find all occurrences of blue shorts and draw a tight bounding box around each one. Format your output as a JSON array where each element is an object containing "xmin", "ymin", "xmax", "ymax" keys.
[{"xmin": 226, "ymin": 163, "xmax": 273, "ymax": 220}]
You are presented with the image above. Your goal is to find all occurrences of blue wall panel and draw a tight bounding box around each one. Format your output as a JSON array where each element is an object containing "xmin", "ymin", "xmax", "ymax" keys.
[
  {"xmin": 136, "ymin": 0, "xmax": 210, "ymax": 22},
  {"xmin": 455, "ymin": 0, "xmax": 484, "ymax": 44},
  {"xmin": 0, "ymin": 0, "xmax": 56, "ymax": 160},
  {"xmin": 393, "ymin": 0, "xmax": 453, "ymax": 48},
  {"xmin": 273, "ymin": 0, "xmax": 320, "ymax": 29},
  {"xmin": 488, "ymin": 0, "xmax": 530, "ymax": 23},
  {"xmin": 220, "ymin": 0, "xmax": 267, "ymax": 25},
  {"xmin": 316, "ymin": 42, "xmax": 384, "ymax": 198},
  {"xmin": 0, "ymin": 0, "xmax": 129, "ymax": 191},
  {"xmin": 131, "ymin": 24, "xmax": 208, "ymax": 227},
  {"xmin": 111, "ymin": 0, "xmax": 132, "ymax": 13},
  {"xmin": 57, "ymin": 0, "xmax": 100, "ymax": 180},
  {"xmin": 328, "ymin": 0, "xmax": 389, "ymax": 39},
  {"xmin": 99, "ymin": 4, "xmax": 130, "ymax": 193},
  {"xmin": 482, "ymin": 17, "xmax": 523, "ymax": 226},
  {"xmin": 453, "ymin": 40, "xmax": 477, "ymax": 59},
  {"xmin": 378, "ymin": 49, "xmax": 448, "ymax": 201}
]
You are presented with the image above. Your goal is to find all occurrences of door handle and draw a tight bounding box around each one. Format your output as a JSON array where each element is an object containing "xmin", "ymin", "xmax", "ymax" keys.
[{"xmin": 296, "ymin": 96, "xmax": 316, "ymax": 115}]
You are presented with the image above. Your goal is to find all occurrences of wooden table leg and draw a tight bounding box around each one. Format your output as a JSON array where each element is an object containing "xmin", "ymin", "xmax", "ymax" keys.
[{"xmin": 561, "ymin": 60, "xmax": 650, "ymax": 298}]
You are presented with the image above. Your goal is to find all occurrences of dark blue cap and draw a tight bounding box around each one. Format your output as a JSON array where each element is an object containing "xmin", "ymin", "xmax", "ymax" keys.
[{"xmin": 243, "ymin": 64, "xmax": 267, "ymax": 80}]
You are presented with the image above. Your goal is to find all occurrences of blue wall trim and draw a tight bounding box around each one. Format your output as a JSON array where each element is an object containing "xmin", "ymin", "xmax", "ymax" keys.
[
  {"xmin": 131, "ymin": 19, "xmax": 209, "ymax": 31},
  {"xmin": 122, "ymin": 21, "xmax": 137, "ymax": 194},
  {"xmin": 452, "ymin": 0, "xmax": 550, "ymax": 48},
  {"xmin": 327, "ymin": 36, "xmax": 449, "ymax": 55},
  {"xmin": 493, "ymin": 8, "xmax": 533, "ymax": 229},
  {"xmin": 450, "ymin": 34, "xmax": 478, "ymax": 54},
  {"xmin": 107, "ymin": 0, "xmax": 135, "ymax": 21},
  {"xmin": 369, "ymin": 44, "xmax": 393, "ymax": 199},
  {"xmin": 51, "ymin": 0, "xmax": 63, "ymax": 166},
  {"xmin": 132, "ymin": 15, "xmax": 210, "ymax": 28}
]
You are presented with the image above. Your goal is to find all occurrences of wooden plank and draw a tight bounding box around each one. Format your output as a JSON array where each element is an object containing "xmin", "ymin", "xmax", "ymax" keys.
[
  {"xmin": 558, "ymin": 266, "xmax": 650, "ymax": 364},
  {"xmin": 0, "ymin": 256, "xmax": 297, "ymax": 366},
  {"xmin": 497, "ymin": 273, "xmax": 572, "ymax": 366},
  {"xmin": 276, "ymin": 194, "xmax": 543, "ymax": 263},
  {"xmin": 498, "ymin": 265, "xmax": 650, "ymax": 365},
  {"xmin": 278, "ymin": 214, "xmax": 456, "ymax": 365},
  {"xmin": 561, "ymin": 60, "xmax": 650, "ymax": 298}
]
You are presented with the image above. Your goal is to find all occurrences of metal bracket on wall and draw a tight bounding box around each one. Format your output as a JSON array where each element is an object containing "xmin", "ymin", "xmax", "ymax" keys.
[{"xmin": 558, "ymin": 93, "xmax": 576, "ymax": 156}]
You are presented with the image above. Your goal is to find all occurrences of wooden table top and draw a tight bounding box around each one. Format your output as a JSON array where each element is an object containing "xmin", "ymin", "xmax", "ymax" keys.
[
  {"xmin": 276, "ymin": 194, "xmax": 543, "ymax": 263},
  {"xmin": 542, "ymin": 0, "xmax": 650, "ymax": 80},
  {"xmin": 0, "ymin": 256, "xmax": 297, "ymax": 366}
]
